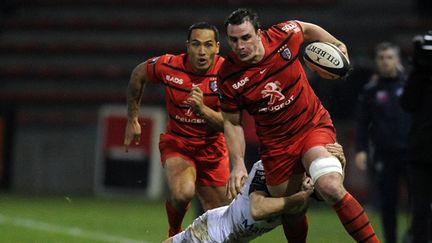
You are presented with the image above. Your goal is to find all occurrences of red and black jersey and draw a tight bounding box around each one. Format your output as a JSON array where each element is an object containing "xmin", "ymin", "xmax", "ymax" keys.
[
  {"xmin": 145, "ymin": 53, "xmax": 224, "ymax": 139},
  {"xmin": 218, "ymin": 20, "xmax": 333, "ymax": 148}
]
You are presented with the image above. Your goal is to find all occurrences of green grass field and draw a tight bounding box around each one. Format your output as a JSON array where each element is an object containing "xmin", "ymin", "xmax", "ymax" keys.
[{"xmin": 0, "ymin": 193, "xmax": 410, "ymax": 243}]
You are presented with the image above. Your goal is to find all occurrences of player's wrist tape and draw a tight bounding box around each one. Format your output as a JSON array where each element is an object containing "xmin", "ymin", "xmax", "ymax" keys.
[{"xmin": 309, "ymin": 156, "xmax": 343, "ymax": 183}]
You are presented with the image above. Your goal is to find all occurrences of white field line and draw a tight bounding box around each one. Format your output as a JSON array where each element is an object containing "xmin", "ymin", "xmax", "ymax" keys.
[{"xmin": 0, "ymin": 213, "xmax": 146, "ymax": 243}]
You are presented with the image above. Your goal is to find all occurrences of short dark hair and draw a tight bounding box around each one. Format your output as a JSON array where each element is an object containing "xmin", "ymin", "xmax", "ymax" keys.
[
  {"xmin": 224, "ymin": 8, "xmax": 261, "ymax": 32},
  {"xmin": 187, "ymin": 22, "xmax": 219, "ymax": 42},
  {"xmin": 375, "ymin": 42, "xmax": 400, "ymax": 57}
]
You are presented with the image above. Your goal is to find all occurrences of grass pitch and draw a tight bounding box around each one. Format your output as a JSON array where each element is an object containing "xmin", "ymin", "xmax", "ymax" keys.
[{"xmin": 0, "ymin": 193, "xmax": 410, "ymax": 242}]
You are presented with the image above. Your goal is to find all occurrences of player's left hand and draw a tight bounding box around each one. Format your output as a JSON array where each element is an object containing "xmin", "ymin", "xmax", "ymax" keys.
[
  {"xmin": 325, "ymin": 142, "xmax": 346, "ymax": 172},
  {"xmin": 286, "ymin": 177, "xmax": 314, "ymax": 214},
  {"xmin": 187, "ymin": 86, "xmax": 205, "ymax": 116},
  {"xmin": 301, "ymin": 177, "xmax": 314, "ymax": 194},
  {"xmin": 124, "ymin": 118, "xmax": 142, "ymax": 152}
]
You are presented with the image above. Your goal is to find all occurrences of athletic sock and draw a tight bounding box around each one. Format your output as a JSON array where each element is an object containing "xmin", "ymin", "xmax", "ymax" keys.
[
  {"xmin": 282, "ymin": 214, "xmax": 308, "ymax": 243},
  {"xmin": 165, "ymin": 200, "xmax": 191, "ymax": 237},
  {"xmin": 333, "ymin": 193, "xmax": 380, "ymax": 243}
]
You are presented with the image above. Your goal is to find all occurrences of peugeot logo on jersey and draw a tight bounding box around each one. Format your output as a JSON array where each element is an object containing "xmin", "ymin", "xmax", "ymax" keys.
[{"xmin": 261, "ymin": 81, "xmax": 285, "ymax": 105}]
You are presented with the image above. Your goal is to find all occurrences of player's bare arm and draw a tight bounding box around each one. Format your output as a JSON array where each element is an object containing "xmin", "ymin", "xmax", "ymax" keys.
[
  {"xmin": 187, "ymin": 86, "xmax": 224, "ymax": 131},
  {"xmin": 222, "ymin": 111, "xmax": 248, "ymax": 199},
  {"xmin": 250, "ymin": 178, "xmax": 314, "ymax": 221},
  {"xmin": 124, "ymin": 62, "xmax": 150, "ymax": 151},
  {"xmin": 298, "ymin": 21, "xmax": 348, "ymax": 58}
]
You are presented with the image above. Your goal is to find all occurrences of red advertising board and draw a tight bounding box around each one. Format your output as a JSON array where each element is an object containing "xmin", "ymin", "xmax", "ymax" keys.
[{"xmin": 94, "ymin": 106, "xmax": 165, "ymax": 199}]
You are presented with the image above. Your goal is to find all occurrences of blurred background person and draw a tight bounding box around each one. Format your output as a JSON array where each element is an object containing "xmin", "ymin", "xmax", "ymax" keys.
[
  {"xmin": 400, "ymin": 31, "xmax": 432, "ymax": 243},
  {"xmin": 355, "ymin": 42, "xmax": 411, "ymax": 243}
]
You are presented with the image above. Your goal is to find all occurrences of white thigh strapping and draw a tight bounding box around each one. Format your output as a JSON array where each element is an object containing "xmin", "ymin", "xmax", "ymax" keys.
[{"xmin": 309, "ymin": 156, "xmax": 343, "ymax": 183}]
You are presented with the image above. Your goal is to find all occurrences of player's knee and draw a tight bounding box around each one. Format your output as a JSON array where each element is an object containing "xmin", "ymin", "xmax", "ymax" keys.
[
  {"xmin": 315, "ymin": 173, "xmax": 346, "ymax": 204},
  {"xmin": 309, "ymin": 156, "xmax": 345, "ymax": 203},
  {"xmin": 170, "ymin": 183, "xmax": 195, "ymax": 203}
]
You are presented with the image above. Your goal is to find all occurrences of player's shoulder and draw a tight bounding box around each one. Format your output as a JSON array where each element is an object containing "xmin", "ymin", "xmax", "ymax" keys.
[
  {"xmin": 213, "ymin": 54, "xmax": 225, "ymax": 69},
  {"xmin": 270, "ymin": 20, "xmax": 302, "ymax": 33},
  {"xmin": 218, "ymin": 53, "xmax": 248, "ymax": 82},
  {"xmin": 162, "ymin": 53, "xmax": 186, "ymax": 67},
  {"xmin": 215, "ymin": 54, "xmax": 225, "ymax": 63},
  {"xmin": 219, "ymin": 54, "xmax": 236, "ymax": 70},
  {"xmin": 146, "ymin": 53, "xmax": 185, "ymax": 68},
  {"xmin": 265, "ymin": 20, "xmax": 303, "ymax": 40}
]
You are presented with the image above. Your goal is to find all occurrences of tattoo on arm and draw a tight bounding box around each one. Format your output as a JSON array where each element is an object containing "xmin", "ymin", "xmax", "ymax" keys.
[{"xmin": 127, "ymin": 64, "xmax": 147, "ymax": 119}]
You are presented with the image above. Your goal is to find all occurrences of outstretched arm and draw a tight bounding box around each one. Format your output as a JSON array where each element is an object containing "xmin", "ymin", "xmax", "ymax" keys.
[
  {"xmin": 250, "ymin": 178, "xmax": 314, "ymax": 221},
  {"xmin": 222, "ymin": 111, "xmax": 248, "ymax": 199},
  {"xmin": 298, "ymin": 21, "xmax": 348, "ymax": 58},
  {"xmin": 124, "ymin": 62, "xmax": 151, "ymax": 152}
]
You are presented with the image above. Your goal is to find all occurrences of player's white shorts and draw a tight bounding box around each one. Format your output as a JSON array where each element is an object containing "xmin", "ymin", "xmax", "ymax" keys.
[{"xmin": 172, "ymin": 206, "xmax": 228, "ymax": 243}]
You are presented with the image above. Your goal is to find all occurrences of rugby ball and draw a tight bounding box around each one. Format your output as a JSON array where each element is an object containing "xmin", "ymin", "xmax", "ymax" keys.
[{"xmin": 303, "ymin": 42, "xmax": 351, "ymax": 80}]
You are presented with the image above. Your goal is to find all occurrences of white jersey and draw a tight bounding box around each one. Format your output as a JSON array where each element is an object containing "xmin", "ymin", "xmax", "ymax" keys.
[{"xmin": 173, "ymin": 161, "xmax": 281, "ymax": 243}]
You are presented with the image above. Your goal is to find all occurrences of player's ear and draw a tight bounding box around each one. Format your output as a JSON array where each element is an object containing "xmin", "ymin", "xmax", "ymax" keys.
[{"xmin": 216, "ymin": 41, "xmax": 220, "ymax": 54}]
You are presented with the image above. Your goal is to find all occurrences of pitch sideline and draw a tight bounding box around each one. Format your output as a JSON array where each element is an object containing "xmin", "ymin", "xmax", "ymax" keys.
[{"xmin": 0, "ymin": 213, "xmax": 146, "ymax": 243}]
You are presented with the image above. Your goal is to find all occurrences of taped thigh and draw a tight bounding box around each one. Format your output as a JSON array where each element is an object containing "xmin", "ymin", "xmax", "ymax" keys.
[{"xmin": 309, "ymin": 156, "xmax": 343, "ymax": 183}]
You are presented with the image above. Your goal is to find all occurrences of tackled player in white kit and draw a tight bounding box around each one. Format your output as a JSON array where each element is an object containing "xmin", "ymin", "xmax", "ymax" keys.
[
  {"xmin": 163, "ymin": 143, "xmax": 346, "ymax": 243},
  {"xmin": 163, "ymin": 160, "xmax": 313, "ymax": 243}
]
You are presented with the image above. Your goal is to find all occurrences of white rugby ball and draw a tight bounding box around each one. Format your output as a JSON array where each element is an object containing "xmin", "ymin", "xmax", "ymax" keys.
[{"xmin": 303, "ymin": 42, "xmax": 351, "ymax": 80}]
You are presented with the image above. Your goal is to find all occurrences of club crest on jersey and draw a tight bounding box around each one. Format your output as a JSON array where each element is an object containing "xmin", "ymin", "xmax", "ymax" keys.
[
  {"xmin": 209, "ymin": 80, "xmax": 218, "ymax": 93},
  {"xmin": 261, "ymin": 81, "xmax": 285, "ymax": 105},
  {"xmin": 280, "ymin": 47, "xmax": 292, "ymax": 61}
]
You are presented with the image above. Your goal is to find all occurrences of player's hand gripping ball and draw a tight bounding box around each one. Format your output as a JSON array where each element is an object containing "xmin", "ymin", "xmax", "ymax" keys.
[{"xmin": 303, "ymin": 42, "xmax": 352, "ymax": 80}]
